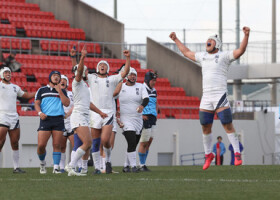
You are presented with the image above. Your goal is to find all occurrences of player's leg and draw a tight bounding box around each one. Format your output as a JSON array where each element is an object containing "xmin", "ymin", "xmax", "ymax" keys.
[
  {"xmin": 123, "ymin": 130, "xmax": 138, "ymax": 172},
  {"xmin": 8, "ymin": 126, "xmax": 25, "ymax": 173},
  {"xmin": 67, "ymin": 126, "xmax": 91, "ymax": 176},
  {"xmin": 71, "ymin": 133, "xmax": 83, "ymax": 171},
  {"xmin": 217, "ymin": 106, "xmax": 242, "ymax": 166},
  {"xmin": 91, "ymin": 128, "xmax": 102, "ymax": 174},
  {"xmin": 37, "ymin": 130, "xmax": 52, "ymax": 174},
  {"xmin": 59, "ymin": 133, "xmax": 68, "ymax": 172},
  {"xmin": 138, "ymin": 128, "xmax": 151, "ymax": 171},
  {"xmin": 0, "ymin": 126, "xmax": 8, "ymax": 160},
  {"xmin": 199, "ymin": 109, "xmax": 215, "ymax": 170},
  {"xmin": 52, "ymin": 130, "xmax": 63, "ymax": 173},
  {"xmin": 101, "ymin": 124, "xmax": 113, "ymax": 174}
]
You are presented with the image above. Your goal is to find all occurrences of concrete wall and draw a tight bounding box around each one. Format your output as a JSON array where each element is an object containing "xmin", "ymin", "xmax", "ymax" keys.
[
  {"xmin": 147, "ymin": 37, "xmax": 202, "ymax": 98},
  {"xmin": 0, "ymin": 112, "xmax": 275, "ymax": 168},
  {"xmin": 26, "ymin": 0, "xmax": 124, "ymax": 58}
]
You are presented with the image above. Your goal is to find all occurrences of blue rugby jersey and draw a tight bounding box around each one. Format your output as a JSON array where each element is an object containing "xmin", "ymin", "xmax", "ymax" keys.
[
  {"xmin": 35, "ymin": 85, "xmax": 68, "ymax": 116},
  {"xmin": 142, "ymin": 83, "xmax": 157, "ymax": 117}
]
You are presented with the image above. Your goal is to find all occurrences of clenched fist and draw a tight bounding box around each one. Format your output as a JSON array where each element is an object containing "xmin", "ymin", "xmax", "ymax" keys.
[
  {"xmin": 243, "ymin": 27, "xmax": 250, "ymax": 36},
  {"xmin": 123, "ymin": 50, "xmax": 130, "ymax": 57},
  {"xmin": 169, "ymin": 32, "xmax": 177, "ymax": 41}
]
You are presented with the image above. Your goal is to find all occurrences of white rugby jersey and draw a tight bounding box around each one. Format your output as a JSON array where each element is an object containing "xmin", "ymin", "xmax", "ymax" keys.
[
  {"xmin": 195, "ymin": 51, "xmax": 235, "ymax": 94},
  {"xmin": 72, "ymin": 79, "xmax": 90, "ymax": 115},
  {"xmin": 0, "ymin": 81, "xmax": 24, "ymax": 114},
  {"xmin": 64, "ymin": 90, "xmax": 74, "ymax": 123},
  {"xmin": 119, "ymin": 82, "xmax": 148, "ymax": 117},
  {"xmin": 87, "ymin": 73, "xmax": 123, "ymax": 112}
]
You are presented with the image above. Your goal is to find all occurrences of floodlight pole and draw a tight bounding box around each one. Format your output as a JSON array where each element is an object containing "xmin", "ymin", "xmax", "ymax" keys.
[
  {"xmin": 271, "ymin": 0, "xmax": 277, "ymax": 106},
  {"xmin": 114, "ymin": 0, "xmax": 117, "ymax": 19}
]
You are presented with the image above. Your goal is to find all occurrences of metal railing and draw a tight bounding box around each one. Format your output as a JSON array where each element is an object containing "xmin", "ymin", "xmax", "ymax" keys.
[{"xmin": 180, "ymin": 152, "xmax": 205, "ymax": 166}]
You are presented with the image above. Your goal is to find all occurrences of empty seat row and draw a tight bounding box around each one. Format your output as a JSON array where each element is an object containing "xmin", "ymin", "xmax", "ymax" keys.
[
  {"xmin": 8, "ymin": 16, "xmax": 69, "ymax": 29},
  {"xmin": 0, "ymin": 9, "xmax": 54, "ymax": 20},
  {"xmin": 1, "ymin": 0, "xmax": 26, "ymax": 3},
  {"xmin": 0, "ymin": 2, "xmax": 40, "ymax": 11},
  {"xmin": 156, "ymin": 87, "xmax": 186, "ymax": 96},
  {"xmin": 40, "ymin": 40, "xmax": 101, "ymax": 54},
  {"xmin": 13, "ymin": 81, "xmax": 41, "ymax": 92},
  {"xmin": 157, "ymin": 96, "xmax": 200, "ymax": 106},
  {"xmin": 0, "ymin": 24, "xmax": 16, "ymax": 36},
  {"xmin": 0, "ymin": 38, "xmax": 31, "ymax": 50},
  {"xmin": 24, "ymin": 25, "xmax": 85, "ymax": 40}
]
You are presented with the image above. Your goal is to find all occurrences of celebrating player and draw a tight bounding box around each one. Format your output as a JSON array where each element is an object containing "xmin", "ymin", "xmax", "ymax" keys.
[{"xmin": 169, "ymin": 26, "xmax": 250, "ymax": 170}]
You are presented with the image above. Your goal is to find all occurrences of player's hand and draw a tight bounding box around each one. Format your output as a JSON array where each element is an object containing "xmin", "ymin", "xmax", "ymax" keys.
[
  {"xmin": 243, "ymin": 27, "xmax": 250, "ymax": 36},
  {"xmin": 136, "ymin": 105, "xmax": 144, "ymax": 113},
  {"xmin": 70, "ymin": 46, "xmax": 77, "ymax": 57},
  {"xmin": 64, "ymin": 112, "xmax": 70, "ymax": 119},
  {"xmin": 123, "ymin": 50, "xmax": 130, "ymax": 57},
  {"xmin": 39, "ymin": 112, "xmax": 47, "ymax": 120},
  {"xmin": 99, "ymin": 112, "xmax": 108, "ymax": 119},
  {"xmin": 142, "ymin": 115, "xmax": 148, "ymax": 121},
  {"xmin": 117, "ymin": 118, "xmax": 124, "ymax": 128},
  {"xmin": 54, "ymin": 84, "xmax": 61, "ymax": 93},
  {"xmin": 81, "ymin": 45, "xmax": 87, "ymax": 58},
  {"xmin": 169, "ymin": 32, "xmax": 177, "ymax": 41}
]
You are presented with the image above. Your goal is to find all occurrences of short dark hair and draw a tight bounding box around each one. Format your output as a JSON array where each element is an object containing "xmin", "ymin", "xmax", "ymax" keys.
[{"xmin": 217, "ymin": 136, "xmax": 222, "ymax": 140}]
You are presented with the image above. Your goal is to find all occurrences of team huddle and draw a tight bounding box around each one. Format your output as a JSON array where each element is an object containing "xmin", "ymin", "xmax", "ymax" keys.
[{"xmin": 0, "ymin": 28, "xmax": 250, "ymax": 174}]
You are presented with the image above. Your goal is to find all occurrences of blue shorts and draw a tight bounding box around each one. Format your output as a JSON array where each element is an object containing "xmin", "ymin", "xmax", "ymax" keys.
[
  {"xmin": 143, "ymin": 114, "xmax": 157, "ymax": 129},
  {"xmin": 37, "ymin": 115, "xmax": 65, "ymax": 132}
]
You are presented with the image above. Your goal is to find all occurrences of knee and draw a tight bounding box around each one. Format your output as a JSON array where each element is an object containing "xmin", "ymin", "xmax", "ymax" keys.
[
  {"xmin": 202, "ymin": 125, "xmax": 212, "ymax": 134},
  {"xmin": 53, "ymin": 143, "xmax": 61, "ymax": 150},
  {"xmin": 37, "ymin": 144, "xmax": 46, "ymax": 152},
  {"xmin": 11, "ymin": 141, "xmax": 19, "ymax": 150},
  {"xmin": 224, "ymin": 123, "xmax": 235, "ymax": 133}
]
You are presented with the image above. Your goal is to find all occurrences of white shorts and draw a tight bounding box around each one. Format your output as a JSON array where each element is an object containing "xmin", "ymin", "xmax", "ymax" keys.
[
  {"xmin": 121, "ymin": 115, "xmax": 143, "ymax": 135},
  {"xmin": 0, "ymin": 112, "xmax": 20, "ymax": 130},
  {"xmin": 64, "ymin": 121, "xmax": 72, "ymax": 133},
  {"xmin": 91, "ymin": 111, "xmax": 114, "ymax": 129},
  {"xmin": 200, "ymin": 92, "xmax": 230, "ymax": 111},
  {"xmin": 70, "ymin": 112, "xmax": 90, "ymax": 130},
  {"xmin": 89, "ymin": 111, "xmax": 95, "ymax": 129},
  {"xmin": 112, "ymin": 115, "xmax": 117, "ymax": 133},
  {"xmin": 139, "ymin": 125, "xmax": 156, "ymax": 142}
]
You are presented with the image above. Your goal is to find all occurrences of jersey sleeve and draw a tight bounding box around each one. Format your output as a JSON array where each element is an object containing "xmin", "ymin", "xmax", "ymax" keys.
[
  {"xmin": 141, "ymin": 84, "xmax": 149, "ymax": 99},
  {"xmin": 17, "ymin": 86, "xmax": 25, "ymax": 97},
  {"xmin": 35, "ymin": 88, "xmax": 42, "ymax": 101},
  {"xmin": 195, "ymin": 52, "xmax": 204, "ymax": 63},
  {"xmin": 88, "ymin": 88, "xmax": 94, "ymax": 103},
  {"xmin": 111, "ymin": 73, "xmax": 123, "ymax": 87},
  {"xmin": 223, "ymin": 51, "xmax": 236, "ymax": 64}
]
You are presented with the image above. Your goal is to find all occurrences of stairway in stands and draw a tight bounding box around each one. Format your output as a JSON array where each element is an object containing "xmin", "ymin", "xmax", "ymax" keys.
[{"xmin": 0, "ymin": 0, "xmax": 200, "ymax": 119}]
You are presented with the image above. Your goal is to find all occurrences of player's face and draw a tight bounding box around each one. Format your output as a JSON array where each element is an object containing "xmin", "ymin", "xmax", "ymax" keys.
[
  {"xmin": 3, "ymin": 71, "xmax": 11, "ymax": 81},
  {"xmin": 128, "ymin": 73, "xmax": 136, "ymax": 83},
  {"xmin": 98, "ymin": 63, "xmax": 108, "ymax": 75},
  {"xmin": 149, "ymin": 79, "xmax": 156, "ymax": 88},
  {"xmin": 60, "ymin": 79, "xmax": 67, "ymax": 89},
  {"xmin": 206, "ymin": 39, "xmax": 216, "ymax": 53},
  {"xmin": 51, "ymin": 74, "xmax": 61, "ymax": 85}
]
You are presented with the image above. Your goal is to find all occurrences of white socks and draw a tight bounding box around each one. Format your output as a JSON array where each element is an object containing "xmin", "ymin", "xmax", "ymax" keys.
[
  {"xmin": 59, "ymin": 153, "xmax": 66, "ymax": 170},
  {"xmin": 227, "ymin": 132, "xmax": 240, "ymax": 153},
  {"xmin": 202, "ymin": 133, "xmax": 213, "ymax": 155},
  {"xmin": 82, "ymin": 159, "xmax": 88, "ymax": 171},
  {"xmin": 69, "ymin": 148, "xmax": 85, "ymax": 168},
  {"xmin": 12, "ymin": 150, "xmax": 20, "ymax": 169},
  {"xmin": 103, "ymin": 147, "xmax": 111, "ymax": 162},
  {"xmin": 124, "ymin": 152, "xmax": 130, "ymax": 167},
  {"xmin": 92, "ymin": 151, "xmax": 101, "ymax": 170},
  {"xmin": 127, "ymin": 151, "xmax": 136, "ymax": 167}
]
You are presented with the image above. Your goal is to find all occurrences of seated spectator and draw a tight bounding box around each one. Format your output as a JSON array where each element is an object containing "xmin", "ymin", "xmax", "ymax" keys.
[{"xmin": 5, "ymin": 51, "xmax": 21, "ymax": 72}]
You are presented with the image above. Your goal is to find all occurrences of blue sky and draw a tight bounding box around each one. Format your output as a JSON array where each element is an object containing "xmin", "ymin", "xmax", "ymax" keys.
[{"xmin": 82, "ymin": 0, "xmax": 279, "ymax": 44}]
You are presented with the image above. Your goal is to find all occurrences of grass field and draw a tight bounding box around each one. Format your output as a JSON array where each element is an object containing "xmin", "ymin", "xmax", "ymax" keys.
[{"xmin": 0, "ymin": 165, "xmax": 279, "ymax": 200}]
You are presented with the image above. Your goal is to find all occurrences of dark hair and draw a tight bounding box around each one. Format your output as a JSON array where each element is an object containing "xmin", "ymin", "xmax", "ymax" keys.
[{"xmin": 217, "ymin": 136, "xmax": 222, "ymax": 140}]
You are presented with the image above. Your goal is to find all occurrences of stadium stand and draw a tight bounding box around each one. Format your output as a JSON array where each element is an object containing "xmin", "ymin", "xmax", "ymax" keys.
[{"xmin": 0, "ymin": 0, "xmax": 200, "ymax": 119}]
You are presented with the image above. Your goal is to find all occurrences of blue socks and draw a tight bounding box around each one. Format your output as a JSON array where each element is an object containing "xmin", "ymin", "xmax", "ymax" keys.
[
  {"xmin": 139, "ymin": 150, "xmax": 149, "ymax": 165},
  {"xmin": 38, "ymin": 152, "xmax": 46, "ymax": 161},
  {"xmin": 53, "ymin": 152, "xmax": 61, "ymax": 165}
]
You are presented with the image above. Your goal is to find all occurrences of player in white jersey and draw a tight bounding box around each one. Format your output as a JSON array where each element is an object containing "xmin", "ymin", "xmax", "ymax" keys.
[
  {"xmin": 0, "ymin": 67, "xmax": 35, "ymax": 173},
  {"xmin": 170, "ymin": 27, "xmax": 250, "ymax": 170},
  {"xmin": 59, "ymin": 75, "xmax": 74, "ymax": 172},
  {"xmin": 88, "ymin": 50, "xmax": 131, "ymax": 174},
  {"xmin": 116, "ymin": 67, "xmax": 149, "ymax": 172},
  {"xmin": 65, "ymin": 46, "xmax": 107, "ymax": 176}
]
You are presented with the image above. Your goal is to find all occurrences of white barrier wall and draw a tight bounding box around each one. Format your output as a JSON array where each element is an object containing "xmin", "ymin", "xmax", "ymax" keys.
[{"xmin": 0, "ymin": 112, "xmax": 275, "ymax": 168}]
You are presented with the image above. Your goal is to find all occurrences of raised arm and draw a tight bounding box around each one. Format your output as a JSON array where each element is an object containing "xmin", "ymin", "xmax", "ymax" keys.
[
  {"xmin": 70, "ymin": 46, "xmax": 77, "ymax": 67},
  {"xmin": 75, "ymin": 45, "xmax": 87, "ymax": 82},
  {"xmin": 120, "ymin": 50, "xmax": 130, "ymax": 79},
  {"xmin": 113, "ymin": 82, "xmax": 123, "ymax": 97},
  {"xmin": 233, "ymin": 27, "xmax": 250, "ymax": 59},
  {"xmin": 169, "ymin": 32, "xmax": 196, "ymax": 62},
  {"xmin": 21, "ymin": 92, "xmax": 36, "ymax": 99}
]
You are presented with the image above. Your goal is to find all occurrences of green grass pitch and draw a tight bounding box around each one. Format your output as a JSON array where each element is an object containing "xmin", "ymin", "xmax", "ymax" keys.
[{"xmin": 0, "ymin": 165, "xmax": 279, "ymax": 200}]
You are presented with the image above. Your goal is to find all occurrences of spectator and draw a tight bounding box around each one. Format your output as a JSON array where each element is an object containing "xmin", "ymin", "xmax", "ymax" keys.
[
  {"xmin": 229, "ymin": 135, "xmax": 244, "ymax": 165},
  {"xmin": 213, "ymin": 136, "xmax": 226, "ymax": 165},
  {"xmin": 5, "ymin": 51, "xmax": 21, "ymax": 72}
]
